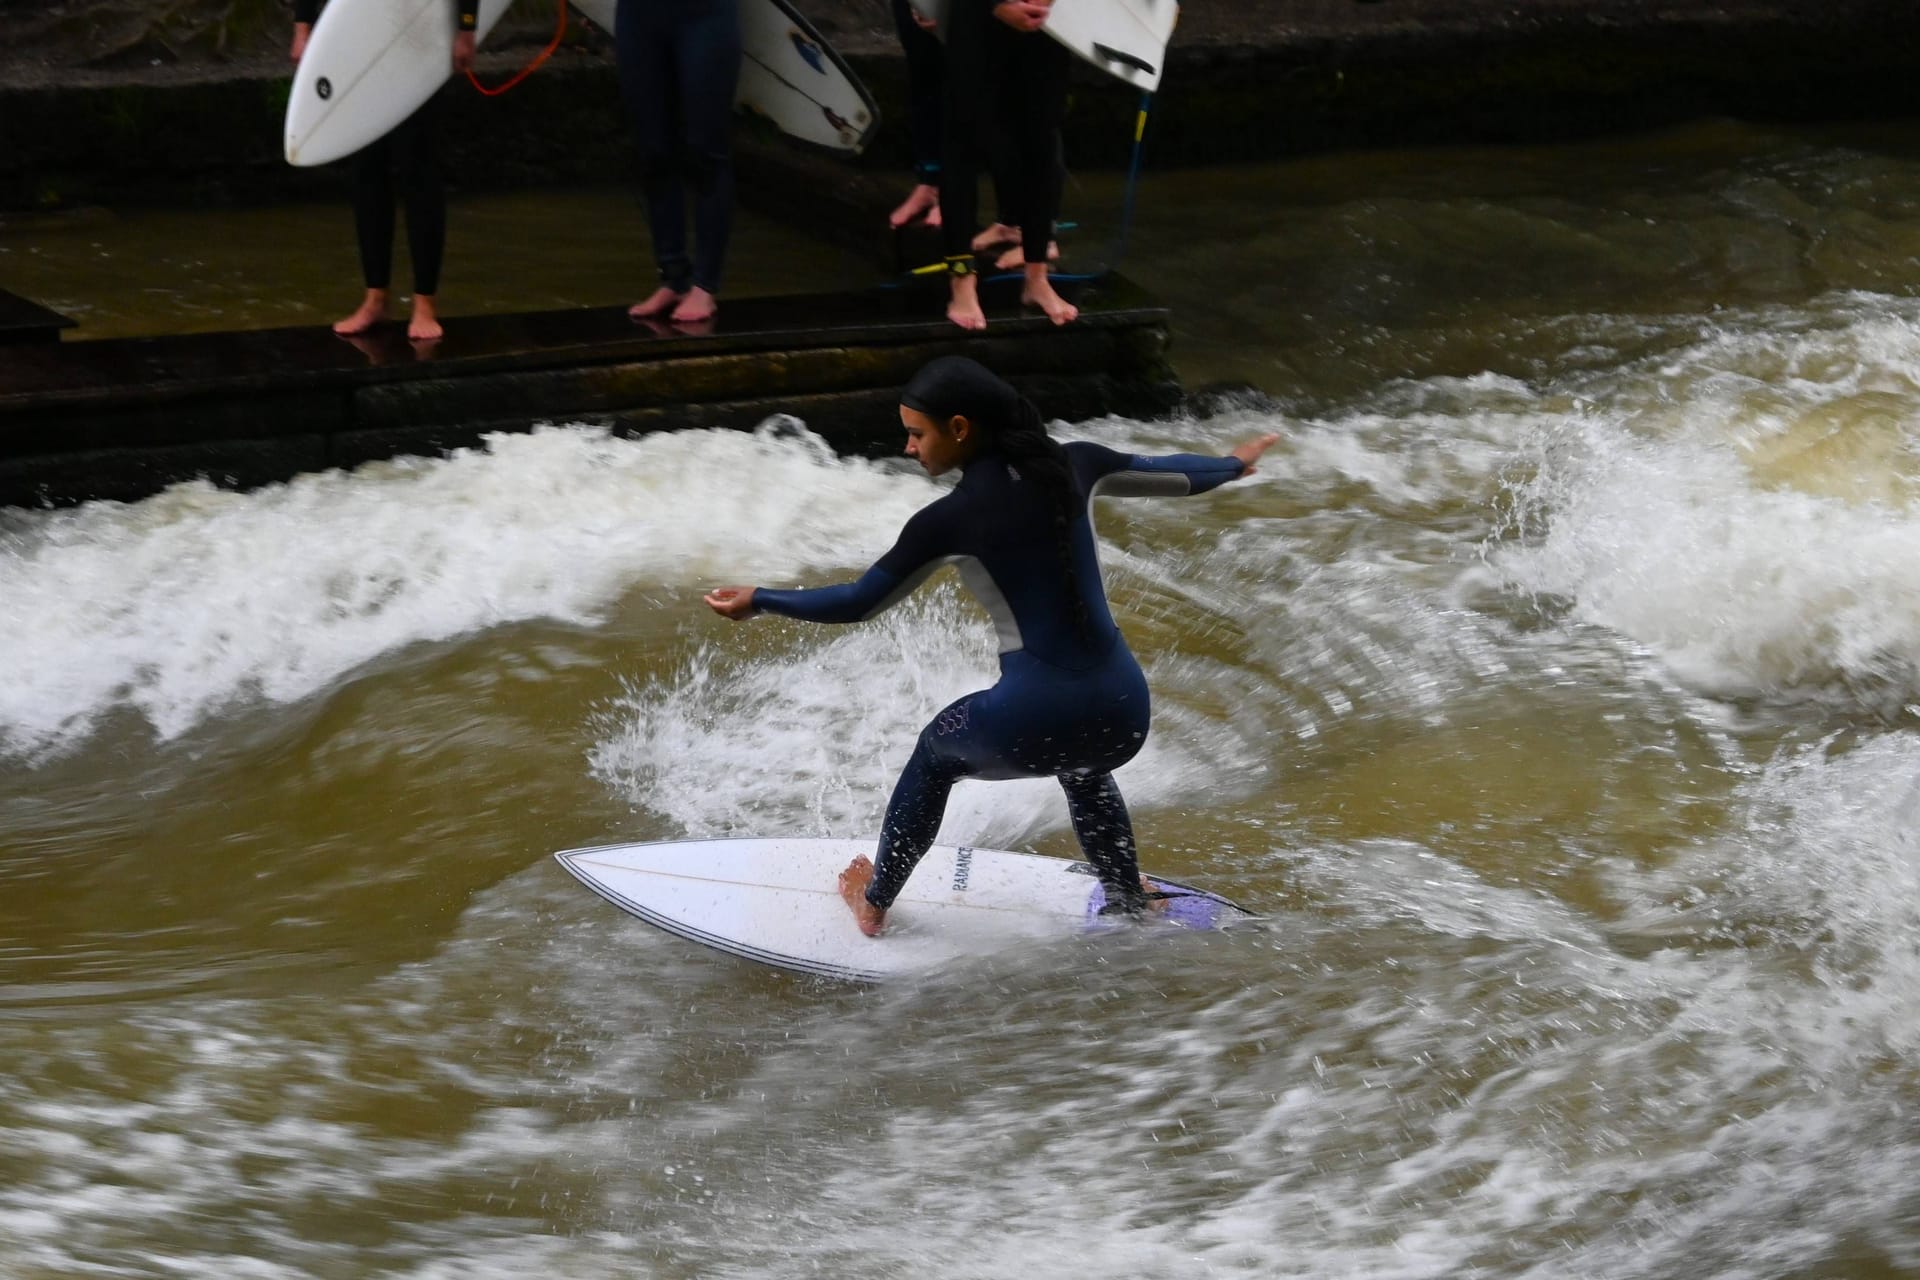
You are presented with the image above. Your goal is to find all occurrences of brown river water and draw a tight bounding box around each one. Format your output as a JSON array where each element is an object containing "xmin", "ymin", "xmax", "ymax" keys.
[{"xmin": 6, "ymin": 117, "xmax": 1920, "ymax": 1277}]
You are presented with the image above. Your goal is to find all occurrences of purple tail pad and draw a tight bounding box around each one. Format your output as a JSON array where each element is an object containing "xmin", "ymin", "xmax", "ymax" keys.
[{"xmin": 1084, "ymin": 879, "xmax": 1241, "ymax": 931}]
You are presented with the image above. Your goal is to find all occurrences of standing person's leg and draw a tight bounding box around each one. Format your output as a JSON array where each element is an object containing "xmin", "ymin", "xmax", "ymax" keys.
[
  {"xmin": 391, "ymin": 93, "xmax": 447, "ymax": 341},
  {"xmin": 989, "ymin": 129, "xmax": 1064, "ymax": 269},
  {"xmin": 889, "ymin": 0, "xmax": 944, "ymax": 228},
  {"xmin": 977, "ymin": 25, "xmax": 1024, "ymax": 258},
  {"xmin": 974, "ymin": 120, "xmax": 1023, "ymax": 256},
  {"xmin": 617, "ymin": 0, "xmax": 694, "ymax": 319},
  {"xmin": 334, "ymin": 133, "xmax": 396, "ymax": 334},
  {"xmin": 1005, "ymin": 31, "xmax": 1075, "ymax": 323},
  {"xmin": 670, "ymin": 0, "xmax": 742, "ymax": 324},
  {"xmin": 935, "ymin": 0, "xmax": 992, "ymax": 329}
]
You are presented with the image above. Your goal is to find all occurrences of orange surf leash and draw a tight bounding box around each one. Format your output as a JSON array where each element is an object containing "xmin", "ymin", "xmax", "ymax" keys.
[{"xmin": 464, "ymin": 0, "xmax": 568, "ymax": 97}]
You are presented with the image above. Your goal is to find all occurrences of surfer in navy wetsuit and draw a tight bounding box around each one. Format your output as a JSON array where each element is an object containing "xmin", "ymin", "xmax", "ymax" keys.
[
  {"xmin": 704, "ymin": 357, "xmax": 1278, "ymax": 937},
  {"xmin": 290, "ymin": 0, "xmax": 475, "ymax": 342}
]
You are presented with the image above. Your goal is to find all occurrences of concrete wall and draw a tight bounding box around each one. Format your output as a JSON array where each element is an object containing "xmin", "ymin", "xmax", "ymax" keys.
[{"xmin": 5, "ymin": 2, "xmax": 1920, "ymax": 213}]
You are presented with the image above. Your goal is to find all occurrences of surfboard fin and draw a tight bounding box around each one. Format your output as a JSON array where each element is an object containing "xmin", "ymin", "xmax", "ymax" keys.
[{"xmin": 1092, "ymin": 43, "xmax": 1156, "ymax": 76}]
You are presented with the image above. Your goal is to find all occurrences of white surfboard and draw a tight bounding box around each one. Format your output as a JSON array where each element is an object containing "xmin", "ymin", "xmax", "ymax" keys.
[
  {"xmin": 289, "ymin": 0, "xmax": 879, "ymax": 166},
  {"xmin": 911, "ymin": 0, "xmax": 1177, "ymax": 92},
  {"xmin": 285, "ymin": 0, "xmax": 516, "ymax": 167},
  {"xmin": 566, "ymin": 0, "xmax": 879, "ymax": 155},
  {"xmin": 556, "ymin": 837, "xmax": 1254, "ymax": 982}
]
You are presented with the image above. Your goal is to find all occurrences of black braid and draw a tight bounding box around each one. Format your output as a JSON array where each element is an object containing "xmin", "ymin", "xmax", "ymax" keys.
[
  {"xmin": 995, "ymin": 396, "xmax": 1092, "ymax": 640},
  {"xmin": 900, "ymin": 356, "xmax": 1093, "ymax": 640}
]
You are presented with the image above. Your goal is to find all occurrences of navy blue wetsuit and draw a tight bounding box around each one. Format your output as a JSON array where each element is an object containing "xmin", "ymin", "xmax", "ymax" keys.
[{"xmin": 754, "ymin": 441, "xmax": 1246, "ymax": 910}]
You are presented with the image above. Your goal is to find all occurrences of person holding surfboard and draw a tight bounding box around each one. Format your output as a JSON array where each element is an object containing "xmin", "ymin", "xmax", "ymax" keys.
[
  {"xmin": 933, "ymin": 0, "xmax": 1077, "ymax": 330},
  {"xmin": 891, "ymin": 0, "xmax": 1064, "ymax": 274},
  {"xmin": 703, "ymin": 357, "xmax": 1278, "ymax": 937},
  {"xmin": 616, "ymin": 0, "xmax": 743, "ymax": 326},
  {"xmin": 290, "ymin": 0, "xmax": 474, "ymax": 342}
]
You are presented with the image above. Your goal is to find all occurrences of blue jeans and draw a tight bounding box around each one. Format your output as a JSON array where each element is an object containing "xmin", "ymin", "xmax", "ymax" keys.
[{"xmin": 615, "ymin": 0, "xmax": 741, "ymax": 294}]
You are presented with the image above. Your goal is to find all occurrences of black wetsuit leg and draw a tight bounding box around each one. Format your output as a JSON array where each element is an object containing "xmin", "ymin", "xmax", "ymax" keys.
[
  {"xmin": 867, "ymin": 650, "xmax": 1151, "ymax": 913},
  {"xmin": 990, "ymin": 24, "xmax": 1070, "ymax": 266},
  {"xmin": 891, "ymin": 0, "xmax": 945, "ymax": 185},
  {"xmin": 1059, "ymin": 771, "xmax": 1143, "ymax": 905},
  {"xmin": 349, "ymin": 130, "xmax": 397, "ymax": 291},
  {"xmin": 936, "ymin": 0, "xmax": 993, "ymax": 260},
  {"xmin": 673, "ymin": 0, "xmax": 740, "ymax": 294},
  {"xmin": 617, "ymin": 0, "xmax": 692, "ymax": 292},
  {"xmin": 391, "ymin": 93, "xmax": 446, "ymax": 295},
  {"xmin": 616, "ymin": 0, "xmax": 739, "ymax": 295},
  {"xmin": 349, "ymin": 94, "xmax": 445, "ymax": 295}
]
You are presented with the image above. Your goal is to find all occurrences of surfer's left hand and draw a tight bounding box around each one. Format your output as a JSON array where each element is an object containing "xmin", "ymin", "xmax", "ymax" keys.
[
  {"xmin": 993, "ymin": 1, "xmax": 1052, "ymax": 32},
  {"xmin": 451, "ymin": 30, "xmax": 476, "ymax": 73},
  {"xmin": 1230, "ymin": 433, "xmax": 1281, "ymax": 475},
  {"xmin": 704, "ymin": 586, "xmax": 757, "ymax": 620}
]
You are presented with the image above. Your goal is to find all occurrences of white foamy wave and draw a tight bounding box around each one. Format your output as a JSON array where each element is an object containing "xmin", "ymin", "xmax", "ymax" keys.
[
  {"xmin": 1078, "ymin": 386, "xmax": 1536, "ymax": 520},
  {"xmin": 1496, "ymin": 419, "xmax": 1920, "ymax": 709},
  {"xmin": 0, "ymin": 423, "xmax": 932, "ymax": 760},
  {"xmin": 589, "ymin": 584, "xmax": 1253, "ymax": 852},
  {"xmin": 1608, "ymin": 731, "xmax": 1920, "ymax": 1060},
  {"xmin": 1492, "ymin": 296, "xmax": 1920, "ymax": 710}
]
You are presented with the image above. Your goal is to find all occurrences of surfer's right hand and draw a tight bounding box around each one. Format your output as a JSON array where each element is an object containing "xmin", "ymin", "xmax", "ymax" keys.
[
  {"xmin": 290, "ymin": 22, "xmax": 310, "ymax": 61},
  {"xmin": 704, "ymin": 586, "xmax": 757, "ymax": 620}
]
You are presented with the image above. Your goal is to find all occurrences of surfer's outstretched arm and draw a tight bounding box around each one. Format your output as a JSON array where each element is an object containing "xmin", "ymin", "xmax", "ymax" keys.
[
  {"xmin": 1070, "ymin": 434, "xmax": 1280, "ymax": 498},
  {"xmin": 704, "ymin": 498, "xmax": 955, "ymax": 623},
  {"xmin": 706, "ymin": 564, "xmax": 912, "ymax": 624}
]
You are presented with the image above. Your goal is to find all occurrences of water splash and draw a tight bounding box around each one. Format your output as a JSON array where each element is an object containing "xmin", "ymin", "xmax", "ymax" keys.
[{"xmin": 0, "ymin": 423, "xmax": 930, "ymax": 761}]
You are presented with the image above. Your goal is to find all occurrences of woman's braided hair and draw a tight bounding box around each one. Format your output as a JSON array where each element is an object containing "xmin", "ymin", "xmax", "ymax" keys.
[{"xmin": 901, "ymin": 357, "xmax": 1091, "ymax": 638}]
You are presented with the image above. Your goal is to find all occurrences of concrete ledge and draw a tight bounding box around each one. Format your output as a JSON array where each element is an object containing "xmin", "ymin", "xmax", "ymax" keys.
[{"xmin": 0, "ymin": 274, "xmax": 1177, "ymax": 508}]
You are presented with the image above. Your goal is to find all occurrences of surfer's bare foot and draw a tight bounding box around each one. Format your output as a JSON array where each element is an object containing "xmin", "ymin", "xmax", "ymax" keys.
[
  {"xmin": 996, "ymin": 240, "xmax": 1058, "ymax": 272},
  {"xmin": 947, "ymin": 275, "xmax": 987, "ymax": 331},
  {"xmin": 332, "ymin": 288, "xmax": 389, "ymax": 335},
  {"xmin": 838, "ymin": 856, "xmax": 887, "ymax": 937},
  {"xmin": 1141, "ymin": 874, "xmax": 1169, "ymax": 913},
  {"xmin": 671, "ymin": 287, "xmax": 718, "ymax": 324},
  {"xmin": 890, "ymin": 183, "xmax": 941, "ymax": 228},
  {"xmin": 972, "ymin": 221, "xmax": 1019, "ymax": 253},
  {"xmin": 1022, "ymin": 266, "xmax": 1077, "ymax": 326},
  {"xmin": 629, "ymin": 287, "xmax": 685, "ymax": 320},
  {"xmin": 407, "ymin": 294, "xmax": 443, "ymax": 343}
]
